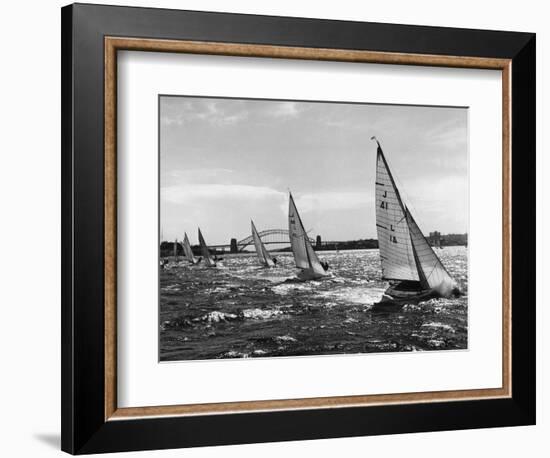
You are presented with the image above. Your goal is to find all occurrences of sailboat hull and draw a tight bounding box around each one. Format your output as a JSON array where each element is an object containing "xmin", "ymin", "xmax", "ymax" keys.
[
  {"xmin": 373, "ymin": 281, "xmax": 438, "ymax": 310},
  {"xmin": 296, "ymin": 269, "xmax": 329, "ymax": 281},
  {"xmin": 373, "ymin": 280, "xmax": 461, "ymax": 310}
]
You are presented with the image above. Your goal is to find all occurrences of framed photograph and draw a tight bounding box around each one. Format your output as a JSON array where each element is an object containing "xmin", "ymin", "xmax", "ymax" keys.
[{"xmin": 61, "ymin": 3, "xmax": 535, "ymax": 454}]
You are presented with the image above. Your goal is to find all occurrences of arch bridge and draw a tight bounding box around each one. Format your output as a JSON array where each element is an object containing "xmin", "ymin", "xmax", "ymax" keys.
[{"xmin": 237, "ymin": 229, "xmax": 315, "ymax": 251}]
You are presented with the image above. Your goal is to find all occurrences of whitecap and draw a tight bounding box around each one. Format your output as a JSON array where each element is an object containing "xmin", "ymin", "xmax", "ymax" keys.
[
  {"xmin": 206, "ymin": 286, "xmax": 231, "ymax": 294},
  {"xmin": 162, "ymin": 284, "xmax": 180, "ymax": 292},
  {"xmin": 242, "ymin": 308, "xmax": 284, "ymax": 320},
  {"xmin": 272, "ymin": 282, "xmax": 312, "ymax": 295},
  {"xmin": 316, "ymin": 286, "xmax": 385, "ymax": 306},
  {"xmin": 202, "ymin": 311, "xmax": 238, "ymax": 323},
  {"xmin": 274, "ymin": 335, "xmax": 297, "ymax": 343},
  {"xmin": 428, "ymin": 339, "xmax": 446, "ymax": 348},
  {"xmin": 222, "ymin": 350, "xmax": 249, "ymax": 358},
  {"xmin": 421, "ymin": 322, "xmax": 455, "ymax": 333}
]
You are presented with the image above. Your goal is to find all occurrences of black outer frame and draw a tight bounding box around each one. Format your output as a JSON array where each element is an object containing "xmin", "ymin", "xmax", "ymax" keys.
[{"xmin": 61, "ymin": 3, "xmax": 535, "ymax": 454}]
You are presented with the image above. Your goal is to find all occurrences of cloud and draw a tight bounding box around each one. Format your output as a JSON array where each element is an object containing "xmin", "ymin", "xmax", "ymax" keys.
[
  {"xmin": 161, "ymin": 185, "xmax": 375, "ymax": 242},
  {"xmin": 159, "ymin": 97, "xmax": 468, "ymax": 239},
  {"xmin": 398, "ymin": 174, "xmax": 468, "ymax": 233},
  {"xmin": 161, "ymin": 99, "xmax": 248, "ymax": 126},
  {"xmin": 165, "ymin": 167, "xmax": 234, "ymax": 181},
  {"xmin": 286, "ymin": 191, "xmax": 373, "ymax": 215},
  {"xmin": 161, "ymin": 184, "xmax": 285, "ymax": 205},
  {"xmin": 268, "ymin": 102, "xmax": 300, "ymax": 119},
  {"xmin": 162, "ymin": 183, "xmax": 372, "ymax": 216},
  {"xmin": 422, "ymin": 116, "xmax": 468, "ymax": 150}
]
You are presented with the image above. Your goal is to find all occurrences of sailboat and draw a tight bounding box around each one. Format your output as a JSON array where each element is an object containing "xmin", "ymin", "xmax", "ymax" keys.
[
  {"xmin": 372, "ymin": 137, "xmax": 460, "ymax": 307},
  {"xmin": 173, "ymin": 238, "xmax": 179, "ymax": 261},
  {"xmin": 288, "ymin": 192, "xmax": 329, "ymax": 280},
  {"xmin": 198, "ymin": 228, "xmax": 217, "ymax": 267},
  {"xmin": 182, "ymin": 232, "xmax": 200, "ymax": 265},
  {"xmin": 251, "ymin": 220, "xmax": 276, "ymax": 267}
]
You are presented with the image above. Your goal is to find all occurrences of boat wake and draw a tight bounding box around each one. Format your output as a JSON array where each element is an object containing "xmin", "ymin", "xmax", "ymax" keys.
[{"xmin": 315, "ymin": 285, "xmax": 386, "ymax": 306}]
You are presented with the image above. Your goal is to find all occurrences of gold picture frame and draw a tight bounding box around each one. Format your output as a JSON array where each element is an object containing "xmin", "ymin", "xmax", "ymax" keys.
[{"xmin": 104, "ymin": 36, "xmax": 511, "ymax": 421}]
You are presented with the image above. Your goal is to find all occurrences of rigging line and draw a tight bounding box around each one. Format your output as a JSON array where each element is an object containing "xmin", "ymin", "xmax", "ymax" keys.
[
  {"xmin": 293, "ymin": 233, "xmax": 315, "ymax": 242},
  {"xmin": 303, "ymin": 236, "xmax": 313, "ymax": 269},
  {"xmin": 424, "ymin": 259, "xmax": 440, "ymax": 280},
  {"xmin": 383, "ymin": 149, "xmax": 424, "ymax": 225}
]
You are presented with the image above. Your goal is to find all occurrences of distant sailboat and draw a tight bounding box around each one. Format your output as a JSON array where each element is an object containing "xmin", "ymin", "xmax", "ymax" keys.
[
  {"xmin": 251, "ymin": 220, "xmax": 275, "ymax": 267},
  {"xmin": 288, "ymin": 192, "xmax": 328, "ymax": 280},
  {"xmin": 372, "ymin": 137, "xmax": 460, "ymax": 306},
  {"xmin": 198, "ymin": 228, "xmax": 217, "ymax": 267},
  {"xmin": 173, "ymin": 238, "xmax": 179, "ymax": 261},
  {"xmin": 182, "ymin": 232, "xmax": 200, "ymax": 265}
]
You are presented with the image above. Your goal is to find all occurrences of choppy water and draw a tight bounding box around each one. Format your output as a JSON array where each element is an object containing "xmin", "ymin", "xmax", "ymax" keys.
[{"xmin": 160, "ymin": 247, "xmax": 468, "ymax": 361}]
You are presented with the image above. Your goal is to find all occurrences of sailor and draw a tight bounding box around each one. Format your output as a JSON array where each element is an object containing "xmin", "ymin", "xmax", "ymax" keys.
[{"xmin": 320, "ymin": 261, "xmax": 329, "ymax": 271}]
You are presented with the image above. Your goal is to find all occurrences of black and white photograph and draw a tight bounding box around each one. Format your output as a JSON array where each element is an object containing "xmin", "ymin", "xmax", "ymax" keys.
[
  {"xmin": 159, "ymin": 96, "xmax": 468, "ymax": 361},
  {"xmin": 0, "ymin": 0, "xmax": 542, "ymax": 456}
]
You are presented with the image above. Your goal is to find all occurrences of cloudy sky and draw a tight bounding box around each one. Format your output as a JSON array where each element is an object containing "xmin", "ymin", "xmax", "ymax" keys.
[{"xmin": 160, "ymin": 96, "xmax": 468, "ymax": 246}]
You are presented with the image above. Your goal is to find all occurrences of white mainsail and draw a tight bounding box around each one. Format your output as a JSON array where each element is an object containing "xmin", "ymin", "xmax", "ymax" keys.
[
  {"xmin": 182, "ymin": 232, "xmax": 197, "ymax": 264},
  {"xmin": 251, "ymin": 220, "xmax": 275, "ymax": 267},
  {"xmin": 288, "ymin": 193, "xmax": 326, "ymax": 277},
  {"xmin": 406, "ymin": 209, "xmax": 456, "ymax": 293},
  {"xmin": 198, "ymin": 228, "xmax": 216, "ymax": 267},
  {"xmin": 375, "ymin": 142, "xmax": 419, "ymax": 281},
  {"xmin": 373, "ymin": 138, "xmax": 457, "ymax": 295}
]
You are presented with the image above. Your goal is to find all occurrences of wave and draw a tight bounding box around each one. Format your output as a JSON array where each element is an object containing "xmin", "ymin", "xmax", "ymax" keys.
[
  {"xmin": 203, "ymin": 311, "xmax": 238, "ymax": 323},
  {"xmin": 163, "ymin": 307, "xmax": 287, "ymax": 329},
  {"xmin": 162, "ymin": 284, "xmax": 181, "ymax": 292},
  {"xmin": 343, "ymin": 317, "xmax": 359, "ymax": 324},
  {"xmin": 274, "ymin": 334, "xmax": 297, "ymax": 343},
  {"xmin": 242, "ymin": 308, "xmax": 284, "ymax": 320},
  {"xmin": 271, "ymin": 282, "xmax": 316, "ymax": 295},
  {"xmin": 315, "ymin": 286, "xmax": 385, "ymax": 306},
  {"xmin": 160, "ymin": 248, "xmax": 468, "ymax": 359},
  {"xmin": 421, "ymin": 322, "xmax": 455, "ymax": 333},
  {"xmin": 220, "ymin": 350, "xmax": 250, "ymax": 358},
  {"xmin": 219, "ymin": 348, "xmax": 270, "ymax": 358},
  {"xmin": 427, "ymin": 339, "xmax": 446, "ymax": 348}
]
